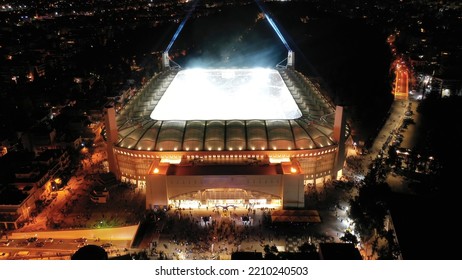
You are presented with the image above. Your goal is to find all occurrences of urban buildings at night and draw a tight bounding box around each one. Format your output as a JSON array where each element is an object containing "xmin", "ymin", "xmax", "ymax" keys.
[{"xmin": 0, "ymin": 0, "xmax": 461, "ymax": 261}]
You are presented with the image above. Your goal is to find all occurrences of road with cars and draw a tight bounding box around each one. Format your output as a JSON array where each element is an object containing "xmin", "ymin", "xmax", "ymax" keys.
[
  {"xmin": 1, "ymin": 135, "xmax": 141, "ymax": 260},
  {"xmin": 394, "ymin": 61, "xmax": 409, "ymax": 100},
  {"xmin": 0, "ymin": 235, "xmax": 136, "ymax": 259}
]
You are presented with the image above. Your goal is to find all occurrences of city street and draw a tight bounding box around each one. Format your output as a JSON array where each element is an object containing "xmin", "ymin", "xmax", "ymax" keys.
[{"xmin": 3, "ymin": 136, "xmax": 144, "ymax": 259}]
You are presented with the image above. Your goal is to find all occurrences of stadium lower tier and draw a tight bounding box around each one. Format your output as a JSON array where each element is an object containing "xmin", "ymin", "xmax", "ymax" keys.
[{"xmin": 111, "ymin": 147, "xmax": 340, "ymax": 209}]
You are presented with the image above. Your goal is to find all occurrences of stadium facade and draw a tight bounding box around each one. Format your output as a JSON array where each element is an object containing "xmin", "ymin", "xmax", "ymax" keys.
[
  {"xmin": 102, "ymin": 1, "xmax": 349, "ymax": 210},
  {"xmin": 103, "ymin": 64, "xmax": 348, "ymax": 210}
]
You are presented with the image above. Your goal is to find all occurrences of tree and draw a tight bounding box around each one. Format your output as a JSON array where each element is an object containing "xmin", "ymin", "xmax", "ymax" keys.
[
  {"xmin": 377, "ymin": 230, "xmax": 401, "ymax": 260},
  {"xmin": 298, "ymin": 242, "xmax": 317, "ymax": 254},
  {"xmin": 387, "ymin": 146, "xmax": 398, "ymax": 165},
  {"xmin": 263, "ymin": 244, "xmax": 279, "ymax": 259},
  {"xmin": 340, "ymin": 230, "xmax": 358, "ymax": 244},
  {"xmin": 349, "ymin": 198, "xmax": 373, "ymax": 238},
  {"xmin": 349, "ymin": 171, "xmax": 391, "ymax": 240}
]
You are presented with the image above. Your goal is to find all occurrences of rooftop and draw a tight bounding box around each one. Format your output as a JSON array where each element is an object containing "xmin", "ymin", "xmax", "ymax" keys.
[
  {"xmin": 115, "ymin": 68, "xmax": 338, "ymax": 152},
  {"xmin": 0, "ymin": 186, "xmax": 29, "ymax": 206}
]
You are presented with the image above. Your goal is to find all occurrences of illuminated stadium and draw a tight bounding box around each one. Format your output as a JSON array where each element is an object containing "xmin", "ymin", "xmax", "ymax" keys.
[{"xmin": 103, "ymin": 4, "xmax": 349, "ymax": 210}]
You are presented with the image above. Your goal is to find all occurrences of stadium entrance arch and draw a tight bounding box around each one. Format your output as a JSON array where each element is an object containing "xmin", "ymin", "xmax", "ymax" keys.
[{"xmin": 168, "ymin": 188, "xmax": 282, "ymax": 209}]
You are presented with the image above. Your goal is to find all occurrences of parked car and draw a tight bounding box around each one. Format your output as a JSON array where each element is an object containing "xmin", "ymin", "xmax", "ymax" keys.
[
  {"xmin": 26, "ymin": 237, "xmax": 38, "ymax": 243},
  {"xmin": 16, "ymin": 241, "xmax": 29, "ymax": 247},
  {"xmin": 75, "ymin": 237, "xmax": 87, "ymax": 243},
  {"xmin": 101, "ymin": 243, "xmax": 113, "ymax": 248}
]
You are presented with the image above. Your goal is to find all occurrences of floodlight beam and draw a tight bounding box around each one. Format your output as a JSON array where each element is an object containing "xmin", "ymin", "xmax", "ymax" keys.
[
  {"xmin": 255, "ymin": 0, "xmax": 293, "ymax": 67},
  {"xmin": 163, "ymin": 0, "xmax": 199, "ymax": 68},
  {"xmin": 264, "ymin": 12, "xmax": 291, "ymax": 52},
  {"xmin": 165, "ymin": 16, "xmax": 188, "ymax": 54},
  {"xmin": 165, "ymin": 0, "xmax": 198, "ymax": 53},
  {"xmin": 254, "ymin": 0, "xmax": 291, "ymax": 51}
]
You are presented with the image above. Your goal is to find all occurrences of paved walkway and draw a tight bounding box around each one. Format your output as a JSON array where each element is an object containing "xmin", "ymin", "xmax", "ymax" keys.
[{"xmin": 139, "ymin": 182, "xmax": 353, "ymax": 260}]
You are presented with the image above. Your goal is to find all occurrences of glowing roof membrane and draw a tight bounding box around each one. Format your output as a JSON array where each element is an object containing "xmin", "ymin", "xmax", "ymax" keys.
[{"xmin": 150, "ymin": 68, "xmax": 302, "ymax": 120}]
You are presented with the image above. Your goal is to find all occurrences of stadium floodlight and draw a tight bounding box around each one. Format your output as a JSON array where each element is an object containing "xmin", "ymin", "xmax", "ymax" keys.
[
  {"xmin": 163, "ymin": 0, "xmax": 199, "ymax": 69},
  {"xmin": 255, "ymin": 0, "xmax": 294, "ymax": 67}
]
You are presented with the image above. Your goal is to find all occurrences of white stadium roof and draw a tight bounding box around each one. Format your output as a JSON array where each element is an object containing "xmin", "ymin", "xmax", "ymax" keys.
[{"xmin": 115, "ymin": 67, "xmax": 339, "ymax": 152}]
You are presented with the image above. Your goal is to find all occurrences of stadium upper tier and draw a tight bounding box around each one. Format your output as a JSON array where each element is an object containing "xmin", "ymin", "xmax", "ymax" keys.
[{"xmin": 114, "ymin": 67, "xmax": 338, "ymax": 152}]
